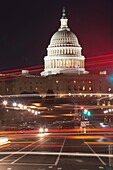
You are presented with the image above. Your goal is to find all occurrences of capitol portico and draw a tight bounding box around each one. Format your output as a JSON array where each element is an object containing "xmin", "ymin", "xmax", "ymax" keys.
[{"xmin": 41, "ymin": 7, "xmax": 88, "ymax": 76}]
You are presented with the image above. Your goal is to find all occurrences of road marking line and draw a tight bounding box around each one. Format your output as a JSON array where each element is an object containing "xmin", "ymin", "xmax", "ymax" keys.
[
  {"xmin": 0, "ymin": 162, "xmax": 55, "ymax": 166},
  {"xmin": 0, "ymin": 151, "xmax": 112, "ymax": 157},
  {"xmin": 0, "ymin": 138, "xmax": 42, "ymax": 162},
  {"xmin": 55, "ymin": 138, "xmax": 66, "ymax": 165},
  {"xmin": 11, "ymin": 138, "xmax": 49, "ymax": 164},
  {"xmin": 84, "ymin": 140, "xmax": 106, "ymax": 165},
  {"xmin": 48, "ymin": 166, "xmax": 53, "ymax": 168}
]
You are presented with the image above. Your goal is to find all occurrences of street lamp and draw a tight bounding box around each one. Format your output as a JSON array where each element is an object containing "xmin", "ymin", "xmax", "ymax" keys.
[
  {"xmin": 18, "ymin": 103, "xmax": 23, "ymax": 109},
  {"xmin": 3, "ymin": 100, "xmax": 8, "ymax": 106},
  {"xmin": 12, "ymin": 102, "xmax": 17, "ymax": 107}
]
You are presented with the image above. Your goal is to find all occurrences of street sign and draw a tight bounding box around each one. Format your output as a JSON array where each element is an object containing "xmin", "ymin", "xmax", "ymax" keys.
[{"xmin": 81, "ymin": 121, "xmax": 89, "ymax": 127}]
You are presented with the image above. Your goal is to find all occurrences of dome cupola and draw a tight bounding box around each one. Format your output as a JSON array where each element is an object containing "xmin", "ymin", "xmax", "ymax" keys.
[{"xmin": 49, "ymin": 7, "xmax": 80, "ymax": 48}]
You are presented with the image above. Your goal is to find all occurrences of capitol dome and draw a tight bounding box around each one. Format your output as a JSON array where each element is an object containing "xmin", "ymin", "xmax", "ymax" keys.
[
  {"xmin": 49, "ymin": 30, "xmax": 80, "ymax": 47},
  {"xmin": 41, "ymin": 7, "xmax": 88, "ymax": 76}
]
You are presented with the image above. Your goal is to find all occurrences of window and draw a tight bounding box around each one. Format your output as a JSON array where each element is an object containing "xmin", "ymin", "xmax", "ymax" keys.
[
  {"xmin": 89, "ymin": 87, "xmax": 92, "ymax": 91},
  {"xmin": 108, "ymin": 88, "xmax": 111, "ymax": 91},
  {"xmin": 66, "ymin": 60, "xmax": 68, "ymax": 67},
  {"xmin": 6, "ymin": 88, "xmax": 9, "ymax": 92},
  {"xmin": 78, "ymin": 86, "xmax": 80, "ymax": 90},
  {"xmin": 56, "ymin": 86, "xmax": 59, "ymax": 90},
  {"xmin": 74, "ymin": 86, "xmax": 77, "ymax": 91},
  {"xmin": 68, "ymin": 86, "xmax": 71, "ymax": 90},
  {"xmin": 83, "ymin": 86, "xmax": 85, "ymax": 90},
  {"xmin": 30, "ymin": 86, "xmax": 32, "ymax": 91}
]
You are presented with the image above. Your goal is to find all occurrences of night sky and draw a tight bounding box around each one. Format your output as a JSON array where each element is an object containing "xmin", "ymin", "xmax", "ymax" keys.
[{"xmin": 0, "ymin": 0, "xmax": 113, "ymax": 71}]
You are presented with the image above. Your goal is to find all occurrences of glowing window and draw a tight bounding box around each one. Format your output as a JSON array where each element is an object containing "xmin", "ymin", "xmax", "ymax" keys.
[
  {"xmin": 108, "ymin": 88, "xmax": 111, "ymax": 91},
  {"xmin": 6, "ymin": 88, "xmax": 9, "ymax": 92},
  {"xmin": 83, "ymin": 86, "xmax": 85, "ymax": 90},
  {"xmin": 89, "ymin": 87, "xmax": 92, "ymax": 91}
]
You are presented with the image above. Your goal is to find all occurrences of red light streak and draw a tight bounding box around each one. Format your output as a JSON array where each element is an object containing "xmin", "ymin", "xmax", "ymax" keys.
[
  {"xmin": 86, "ymin": 59, "xmax": 113, "ymax": 66},
  {"xmin": 86, "ymin": 53, "xmax": 113, "ymax": 60},
  {"xmin": 0, "ymin": 65, "xmax": 44, "ymax": 74},
  {"xmin": 86, "ymin": 63, "xmax": 113, "ymax": 69}
]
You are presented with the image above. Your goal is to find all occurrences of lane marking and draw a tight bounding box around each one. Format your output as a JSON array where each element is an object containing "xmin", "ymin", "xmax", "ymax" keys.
[
  {"xmin": 48, "ymin": 166, "xmax": 53, "ymax": 168},
  {"xmin": 84, "ymin": 140, "xmax": 106, "ymax": 165},
  {"xmin": 55, "ymin": 138, "xmax": 65, "ymax": 165},
  {"xmin": 11, "ymin": 138, "xmax": 49, "ymax": 164},
  {"xmin": 0, "ymin": 138, "xmax": 42, "ymax": 162},
  {"xmin": 0, "ymin": 162, "xmax": 55, "ymax": 166},
  {"xmin": 0, "ymin": 151, "xmax": 112, "ymax": 157}
]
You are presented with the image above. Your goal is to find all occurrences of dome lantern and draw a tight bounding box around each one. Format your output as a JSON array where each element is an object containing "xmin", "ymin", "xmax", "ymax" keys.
[{"xmin": 59, "ymin": 7, "xmax": 70, "ymax": 31}]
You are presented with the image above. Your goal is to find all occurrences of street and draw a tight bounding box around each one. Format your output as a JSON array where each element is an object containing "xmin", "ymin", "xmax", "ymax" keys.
[{"xmin": 0, "ymin": 130, "xmax": 112, "ymax": 170}]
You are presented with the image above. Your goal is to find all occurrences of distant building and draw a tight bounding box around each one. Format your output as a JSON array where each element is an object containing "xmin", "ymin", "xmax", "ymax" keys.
[
  {"xmin": 0, "ymin": 8, "xmax": 112, "ymax": 96},
  {"xmin": 0, "ymin": 71, "xmax": 112, "ymax": 96}
]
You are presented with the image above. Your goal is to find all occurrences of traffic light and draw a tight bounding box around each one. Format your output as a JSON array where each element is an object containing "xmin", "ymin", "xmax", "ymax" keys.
[
  {"xmin": 83, "ymin": 109, "xmax": 88, "ymax": 115},
  {"xmin": 87, "ymin": 111, "xmax": 91, "ymax": 116},
  {"xmin": 82, "ymin": 109, "xmax": 91, "ymax": 117}
]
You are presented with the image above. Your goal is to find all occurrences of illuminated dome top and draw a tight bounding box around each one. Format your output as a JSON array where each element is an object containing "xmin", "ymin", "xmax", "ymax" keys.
[
  {"xmin": 49, "ymin": 7, "xmax": 80, "ymax": 48},
  {"xmin": 49, "ymin": 30, "xmax": 80, "ymax": 47}
]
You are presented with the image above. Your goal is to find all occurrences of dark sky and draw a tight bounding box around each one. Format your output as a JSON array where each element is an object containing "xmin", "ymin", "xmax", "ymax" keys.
[{"xmin": 0, "ymin": 0, "xmax": 113, "ymax": 71}]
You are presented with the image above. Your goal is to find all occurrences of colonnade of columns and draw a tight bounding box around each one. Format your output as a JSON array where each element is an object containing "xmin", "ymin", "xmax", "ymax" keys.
[
  {"xmin": 45, "ymin": 59, "xmax": 84, "ymax": 69},
  {"xmin": 48, "ymin": 48, "xmax": 81, "ymax": 56}
]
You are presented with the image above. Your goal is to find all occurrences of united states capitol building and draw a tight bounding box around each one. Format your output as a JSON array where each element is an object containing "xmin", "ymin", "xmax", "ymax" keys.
[
  {"xmin": 41, "ymin": 7, "xmax": 88, "ymax": 76},
  {"xmin": 0, "ymin": 8, "xmax": 112, "ymax": 96}
]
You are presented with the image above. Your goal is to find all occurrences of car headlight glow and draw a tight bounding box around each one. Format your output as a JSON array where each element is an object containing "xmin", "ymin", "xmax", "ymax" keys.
[
  {"xmin": 45, "ymin": 128, "xmax": 48, "ymax": 132},
  {"xmin": 39, "ymin": 128, "xmax": 44, "ymax": 133}
]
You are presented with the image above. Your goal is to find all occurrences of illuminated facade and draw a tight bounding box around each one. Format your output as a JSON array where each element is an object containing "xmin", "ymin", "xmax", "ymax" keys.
[
  {"xmin": 41, "ymin": 7, "xmax": 88, "ymax": 76},
  {"xmin": 0, "ymin": 8, "xmax": 112, "ymax": 98},
  {"xmin": 0, "ymin": 72, "xmax": 112, "ymax": 95}
]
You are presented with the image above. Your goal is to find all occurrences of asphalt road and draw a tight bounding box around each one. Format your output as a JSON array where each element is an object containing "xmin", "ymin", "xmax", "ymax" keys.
[{"xmin": 0, "ymin": 130, "xmax": 113, "ymax": 170}]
